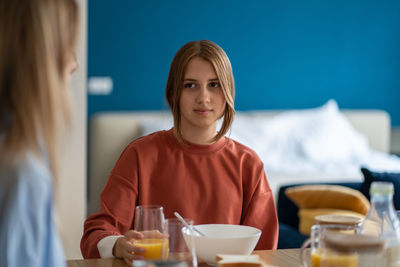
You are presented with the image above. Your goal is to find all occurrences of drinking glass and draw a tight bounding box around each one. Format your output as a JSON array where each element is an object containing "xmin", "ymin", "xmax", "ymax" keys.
[
  {"xmin": 133, "ymin": 205, "xmax": 168, "ymax": 260},
  {"xmin": 165, "ymin": 218, "xmax": 197, "ymax": 267}
]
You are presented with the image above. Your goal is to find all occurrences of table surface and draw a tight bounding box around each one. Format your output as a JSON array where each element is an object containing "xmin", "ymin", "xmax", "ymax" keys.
[{"xmin": 67, "ymin": 249, "xmax": 301, "ymax": 267}]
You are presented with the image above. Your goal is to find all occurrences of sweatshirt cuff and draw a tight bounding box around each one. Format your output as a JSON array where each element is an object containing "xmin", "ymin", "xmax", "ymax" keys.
[{"xmin": 97, "ymin": 235, "xmax": 123, "ymax": 258}]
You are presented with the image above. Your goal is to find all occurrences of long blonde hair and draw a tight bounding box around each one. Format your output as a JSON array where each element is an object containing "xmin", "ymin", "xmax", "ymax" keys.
[
  {"xmin": 0, "ymin": 0, "xmax": 79, "ymax": 178},
  {"xmin": 165, "ymin": 40, "xmax": 235, "ymax": 144}
]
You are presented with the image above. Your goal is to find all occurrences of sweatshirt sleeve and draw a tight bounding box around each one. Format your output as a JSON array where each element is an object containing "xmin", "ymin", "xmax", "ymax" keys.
[
  {"xmin": 80, "ymin": 145, "xmax": 139, "ymax": 258},
  {"xmin": 241, "ymin": 161, "xmax": 279, "ymax": 250}
]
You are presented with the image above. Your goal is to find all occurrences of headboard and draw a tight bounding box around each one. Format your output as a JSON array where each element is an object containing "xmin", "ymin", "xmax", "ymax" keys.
[{"xmin": 87, "ymin": 109, "xmax": 390, "ymax": 215}]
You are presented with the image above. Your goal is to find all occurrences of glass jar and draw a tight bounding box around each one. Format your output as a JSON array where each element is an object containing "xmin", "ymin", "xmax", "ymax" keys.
[
  {"xmin": 300, "ymin": 224, "xmax": 361, "ymax": 267},
  {"xmin": 324, "ymin": 232, "xmax": 385, "ymax": 267}
]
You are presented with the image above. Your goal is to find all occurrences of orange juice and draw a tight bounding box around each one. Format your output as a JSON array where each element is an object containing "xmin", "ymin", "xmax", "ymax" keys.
[
  {"xmin": 311, "ymin": 250, "xmax": 322, "ymax": 267},
  {"xmin": 311, "ymin": 250, "xmax": 358, "ymax": 267},
  {"xmin": 134, "ymin": 238, "xmax": 169, "ymax": 260}
]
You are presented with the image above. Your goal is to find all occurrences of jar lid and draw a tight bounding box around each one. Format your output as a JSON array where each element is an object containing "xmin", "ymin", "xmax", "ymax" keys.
[
  {"xmin": 314, "ymin": 214, "xmax": 363, "ymax": 226},
  {"xmin": 324, "ymin": 233, "xmax": 385, "ymax": 253},
  {"xmin": 370, "ymin": 181, "xmax": 394, "ymax": 195}
]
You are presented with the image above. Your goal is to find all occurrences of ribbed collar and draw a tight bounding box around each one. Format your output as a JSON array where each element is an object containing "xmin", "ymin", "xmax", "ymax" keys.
[{"xmin": 164, "ymin": 128, "xmax": 228, "ymax": 154}]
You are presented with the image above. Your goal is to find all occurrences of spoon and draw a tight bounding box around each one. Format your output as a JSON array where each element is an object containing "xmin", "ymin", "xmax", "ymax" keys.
[{"xmin": 173, "ymin": 211, "xmax": 206, "ymax": 237}]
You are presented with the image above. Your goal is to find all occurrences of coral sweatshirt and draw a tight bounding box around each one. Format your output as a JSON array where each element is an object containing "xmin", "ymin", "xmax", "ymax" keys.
[{"xmin": 81, "ymin": 129, "xmax": 278, "ymax": 258}]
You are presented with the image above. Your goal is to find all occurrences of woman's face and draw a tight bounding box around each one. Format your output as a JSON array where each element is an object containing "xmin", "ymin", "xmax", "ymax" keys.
[{"xmin": 179, "ymin": 56, "xmax": 226, "ymax": 135}]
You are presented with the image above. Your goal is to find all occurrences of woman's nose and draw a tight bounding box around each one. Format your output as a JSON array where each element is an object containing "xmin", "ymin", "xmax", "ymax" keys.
[{"xmin": 196, "ymin": 85, "xmax": 210, "ymax": 103}]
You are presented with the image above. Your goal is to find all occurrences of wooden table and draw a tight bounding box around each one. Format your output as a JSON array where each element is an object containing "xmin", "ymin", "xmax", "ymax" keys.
[{"xmin": 67, "ymin": 249, "xmax": 301, "ymax": 267}]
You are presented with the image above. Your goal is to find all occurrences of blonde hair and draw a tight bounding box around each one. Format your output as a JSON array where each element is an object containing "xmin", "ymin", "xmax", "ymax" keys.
[
  {"xmin": 165, "ymin": 40, "xmax": 235, "ymax": 144},
  {"xmin": 0, "ymin": 0, "xmax": 79, "ymax": 178}
]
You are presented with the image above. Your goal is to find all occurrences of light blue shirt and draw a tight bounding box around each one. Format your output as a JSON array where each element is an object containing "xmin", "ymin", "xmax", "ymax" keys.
[{"xmin": 0, "ymin": 150, "xmax": 66, "ymax": 267}]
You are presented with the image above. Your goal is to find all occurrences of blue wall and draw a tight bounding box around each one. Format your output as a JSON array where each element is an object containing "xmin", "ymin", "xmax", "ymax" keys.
[{"xmin": 88, "ymin": 0, "xmax": 400, "ymax": 125}]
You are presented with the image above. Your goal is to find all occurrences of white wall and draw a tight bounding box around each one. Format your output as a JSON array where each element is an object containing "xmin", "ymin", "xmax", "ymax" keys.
[{"xmin": 57, "ymin": 0, "xmax": 87, "ymax": 259}]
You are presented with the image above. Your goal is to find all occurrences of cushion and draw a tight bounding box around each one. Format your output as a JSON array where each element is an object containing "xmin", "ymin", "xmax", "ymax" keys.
[
  {"xmin": 298, "ymin": 208, "xmax": 365, "ymax": 235},
  {"xmin": 285, "ymin": 185, "xmax": 370, "ymax": 215},
  {"xmin": 360, "ymin": 167, "xmax": 400, "ymax": 209},
  {"xmin": 277, "ymin": 182, "xmax": 363, "ymax": 231}
]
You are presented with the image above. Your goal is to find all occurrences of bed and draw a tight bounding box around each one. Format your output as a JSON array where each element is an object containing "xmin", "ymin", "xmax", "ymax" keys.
[{"xmin": 87, "ymin": 100, "xmax": 398, "ymax": 215}]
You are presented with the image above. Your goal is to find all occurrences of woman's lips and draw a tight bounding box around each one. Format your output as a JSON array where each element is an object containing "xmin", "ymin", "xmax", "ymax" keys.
[{"xmin": 194, "ymin": 109, "xmax": 212, "ymax": 115}]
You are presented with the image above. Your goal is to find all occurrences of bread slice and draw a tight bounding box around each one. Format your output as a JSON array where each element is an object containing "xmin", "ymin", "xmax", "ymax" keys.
[
  {"xmin": 216, "ymin": 254, "xmax": 264, "ymax": 267},
  {"xmin": 216, "ymin": 254, "xmax": 260, "ymax": 262}
]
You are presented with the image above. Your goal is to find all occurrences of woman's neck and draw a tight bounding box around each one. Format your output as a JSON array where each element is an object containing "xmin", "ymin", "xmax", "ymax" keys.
[{"xmin": 179, "ymin": 124, "xmax": 217, "ymax": 145}]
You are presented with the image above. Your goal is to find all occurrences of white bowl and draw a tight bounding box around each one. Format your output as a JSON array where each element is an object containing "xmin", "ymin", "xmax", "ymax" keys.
[{"xmin": 182, "ymin": 224, "xmax": 261, "ymax": 265}]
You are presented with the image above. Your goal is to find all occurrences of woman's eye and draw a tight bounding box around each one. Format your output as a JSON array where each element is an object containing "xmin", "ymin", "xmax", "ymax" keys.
[
  {"xmin": 184, "ymin": 83, "xmax": 196, "ymax": 88},
  {"xmin": 209, "ymin": 82, "xmax": 220, "ymax": 88}
]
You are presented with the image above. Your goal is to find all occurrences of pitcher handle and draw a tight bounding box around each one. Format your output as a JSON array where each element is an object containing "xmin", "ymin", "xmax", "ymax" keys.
[{"xmin": 300, "ymin": 238, "xmax": 312, "ymax": 267}]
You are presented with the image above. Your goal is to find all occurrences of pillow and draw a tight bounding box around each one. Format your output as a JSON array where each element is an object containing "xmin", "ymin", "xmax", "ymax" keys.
[
  {"xmin": 298, "ymin": 208, "xmax": 365, "ymax": 235},
  {"xmin": 360, "ymin": 167, "xmax": 400, "ymax": 209},
  {"xmin": 299, "ymin": 100, "xmax": 369, "ymax": 164},
  {"xmin": 285, "ymin": 185, "xmax": 370, "ymax": 215}
]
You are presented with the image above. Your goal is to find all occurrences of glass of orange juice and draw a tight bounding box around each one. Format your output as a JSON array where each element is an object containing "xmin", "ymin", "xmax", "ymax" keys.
[{"xmin": 133, "ymin": 205, "xmax": 169, "ymax": 260}]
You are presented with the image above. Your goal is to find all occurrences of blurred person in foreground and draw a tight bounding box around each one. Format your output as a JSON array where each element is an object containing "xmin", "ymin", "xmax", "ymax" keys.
[{"xmin": 0, "ymin": 0, "xmax": 79, "ymax": 266}]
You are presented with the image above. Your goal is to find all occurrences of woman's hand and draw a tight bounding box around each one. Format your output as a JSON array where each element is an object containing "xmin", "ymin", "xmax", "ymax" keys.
[{"xmin": 113, "ymin": 230, "xmax": 145, "ymax": 264}]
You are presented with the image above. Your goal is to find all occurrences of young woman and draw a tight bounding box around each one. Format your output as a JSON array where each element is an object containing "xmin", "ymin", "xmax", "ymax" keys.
[
  {"xmin": 0, "ymin": 0, "xmax": 79, "ymax": 266},
  {"xmin": 81, "ymin": 40, "xmax": 279, "ymax": 263}
]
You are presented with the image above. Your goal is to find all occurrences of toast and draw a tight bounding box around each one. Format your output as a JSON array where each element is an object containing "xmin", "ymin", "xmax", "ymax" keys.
[{"xmin": 216, "ymin": 254, "xmax": 264, "ymax": 267}]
